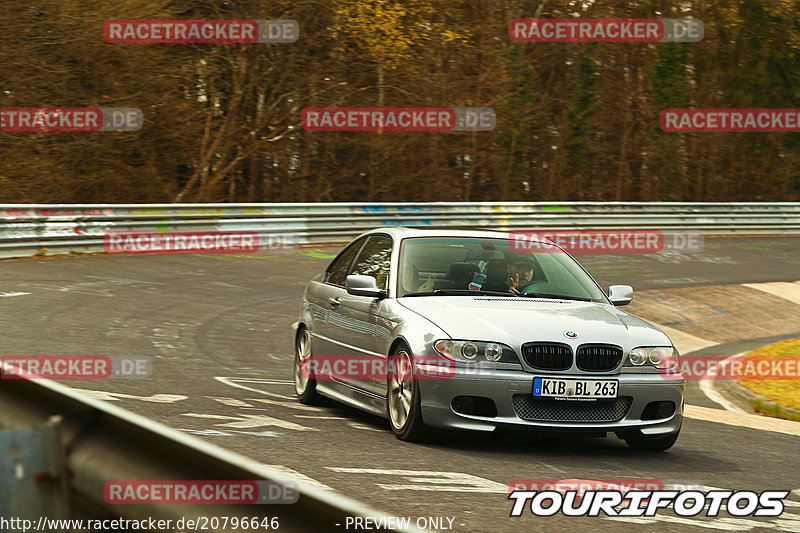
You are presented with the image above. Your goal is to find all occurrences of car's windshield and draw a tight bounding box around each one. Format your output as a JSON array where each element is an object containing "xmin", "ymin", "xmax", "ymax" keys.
[{"xmin": 398, "ymin": 236, "xmax": 607, "ymax": 302}]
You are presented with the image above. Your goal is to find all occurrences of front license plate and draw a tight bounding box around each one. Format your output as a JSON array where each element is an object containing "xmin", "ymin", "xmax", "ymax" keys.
[{"xmin": 533, "ymin": 378, "xmax": 618, "ymax": 399}]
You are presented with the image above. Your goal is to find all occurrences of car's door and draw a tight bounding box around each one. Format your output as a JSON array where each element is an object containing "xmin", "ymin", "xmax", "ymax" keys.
[
  {"xmin": 328, "ymin": 234, "xmax": 393, "ymax": 396},
  {"xmin": 308, "ymin": 236, "xmax": 367, "ymax": 360}
]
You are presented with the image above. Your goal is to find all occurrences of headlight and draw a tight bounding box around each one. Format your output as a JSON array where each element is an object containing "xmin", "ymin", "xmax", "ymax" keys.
[
  {"xmin": 650, "ymin": 347, "xmax": 670, "ymax": 365},
  {"xmin": 629, "ymin": 348, "xmax": 648, "ymax": 365},
  {"xmin": 461, "ymin": 342, "xmax": 478, "ymax": 360},
  {"xmin": 434, "ymin": 340, "xmax": 518, "ymax": 364},
  {"xmin": 484, "ymin": 343, "xmax": 502, "ymax": 362},
  {"xmin": 627, "ymin": 346, "xmax": 678, "ymax": 368}
]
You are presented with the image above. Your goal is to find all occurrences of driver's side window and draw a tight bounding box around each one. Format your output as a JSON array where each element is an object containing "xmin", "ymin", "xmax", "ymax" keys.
[
  {"xmin": 325, "ymin": 237, "xmax": 367, "ymax": 287},
  {"xmin": 349, "ymin": 235, "xmax": 393, "ymax": 290}
]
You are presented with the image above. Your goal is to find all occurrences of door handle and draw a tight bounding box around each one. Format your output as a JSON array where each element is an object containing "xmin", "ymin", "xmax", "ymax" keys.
[{"xmin": 328, "ymin": 297, "xmax": 341, "ymax": 308}]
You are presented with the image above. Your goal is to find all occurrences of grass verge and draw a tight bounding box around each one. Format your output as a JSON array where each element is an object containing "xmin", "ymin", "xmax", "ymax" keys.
[{"xmin": 739, "ymin": 338, "xmax": 800, "ymax": 420}]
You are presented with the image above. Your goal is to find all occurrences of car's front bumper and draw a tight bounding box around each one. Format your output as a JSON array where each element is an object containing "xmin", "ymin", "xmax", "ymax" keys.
[{"xmin": 416, "ymin": 366, "xmax": 684, "ymax": 437}]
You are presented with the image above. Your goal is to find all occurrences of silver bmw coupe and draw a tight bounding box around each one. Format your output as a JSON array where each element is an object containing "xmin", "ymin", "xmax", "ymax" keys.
[{"xmin": 292, "ymin": 228, "xmax": 684, "ymax": 451}]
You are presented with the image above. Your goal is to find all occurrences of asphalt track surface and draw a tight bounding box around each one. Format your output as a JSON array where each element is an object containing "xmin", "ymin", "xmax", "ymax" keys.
[{"xmin": 3, "ymin": 236, "xmax": 800, "ymax": 532}]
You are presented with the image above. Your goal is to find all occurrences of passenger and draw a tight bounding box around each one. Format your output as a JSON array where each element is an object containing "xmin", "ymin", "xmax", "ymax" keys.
[{"xmin": 402, "ymin": 262, "xmax": 434, "ymax": 293}]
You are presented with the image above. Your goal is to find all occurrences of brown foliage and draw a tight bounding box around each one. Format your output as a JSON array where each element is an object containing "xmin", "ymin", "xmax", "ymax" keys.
[{"xmin": 1, "ymin": 0, "xmax": 799, "ymax": 203}]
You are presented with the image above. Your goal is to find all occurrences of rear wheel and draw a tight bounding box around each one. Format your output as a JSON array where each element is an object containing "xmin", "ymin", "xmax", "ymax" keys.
[
  {"xmin": 387, "ymin": 345, "xmax": 428, "ymax": 441},
  {"xmin": 624, "ymin": 430, "xmax": 680, "ymax": 451},
  {"xmin": 294, "ymin": 328, "xmax": 328, "ymax": 406}
]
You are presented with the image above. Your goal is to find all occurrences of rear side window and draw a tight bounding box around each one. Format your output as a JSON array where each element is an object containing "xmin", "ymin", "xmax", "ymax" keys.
[
  {"xmin": 350, "ymin": 235, "xmax": 393, "ymax": 290},
  {"xmin": 326, "ymin": 237, "xmax": 366, "ymax": 286}
]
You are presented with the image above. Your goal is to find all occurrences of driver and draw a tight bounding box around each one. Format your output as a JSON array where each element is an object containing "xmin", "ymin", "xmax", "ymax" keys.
[{"xmin": 506, "ymin": 257, "xmax": 536, "ymax": 294}]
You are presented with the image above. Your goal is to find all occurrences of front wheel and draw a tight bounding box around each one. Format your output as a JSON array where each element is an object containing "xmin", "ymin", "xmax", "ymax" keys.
[
  {"xmin": 624, "ymin": 430, "xmax": 680, "ymax": 451},
  {"xmin": 387, "ymin": 346, "xmax": 428, "ymax": 441},
  {"xmin": 294, "ymin": 328, "xmax": 328, "ymax": 406}
]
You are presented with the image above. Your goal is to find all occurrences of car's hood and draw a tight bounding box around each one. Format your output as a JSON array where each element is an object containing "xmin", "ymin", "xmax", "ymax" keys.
[{"xmin": 398, "ymin": 296, "xmax": 671, "ymax": 349}]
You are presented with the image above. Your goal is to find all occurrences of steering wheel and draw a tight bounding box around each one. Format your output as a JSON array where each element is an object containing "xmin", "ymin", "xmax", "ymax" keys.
[{"xmin": 519, "ymin": 280, "xmax": 544, "ymax": 295}]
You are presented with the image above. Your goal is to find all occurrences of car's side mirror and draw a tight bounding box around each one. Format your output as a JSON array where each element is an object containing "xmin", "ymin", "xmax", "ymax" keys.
[
  {"xmin": 346, "ymin": 275, "xmax": 387, "ymax": 299},
  {"xmin": 608, "ymin": 285, "xmax": 633, "ymax": 306}
]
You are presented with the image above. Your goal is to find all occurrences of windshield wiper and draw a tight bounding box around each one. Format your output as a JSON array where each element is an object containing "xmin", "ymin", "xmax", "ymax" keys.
[
  {"xmin": 403, "ymin": 289, "xmax": 522, "ymax": 297},
  {"xmin": 522, "ymin": 293, "xmax": 593, "ymax": 302}
]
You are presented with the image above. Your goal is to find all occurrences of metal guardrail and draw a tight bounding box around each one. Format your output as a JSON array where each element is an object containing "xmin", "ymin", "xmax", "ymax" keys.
[
  {"xmin": 0, "ymin": 202, "xmax": 799, "ymax": 258},
  {"xmin": 0, "ymin": 375, "xmax": 423, "ymax": 532}
]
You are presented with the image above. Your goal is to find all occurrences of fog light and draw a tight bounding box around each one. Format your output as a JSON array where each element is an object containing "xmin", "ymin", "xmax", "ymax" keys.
[
  {"xmin": 658, "ymin": 401, "xmax": 676, "ymax": 418},
  {"xmin": 451, "ymin": 396, "xmax": 497, "ymax": 417},
  {"xmin": 452, "ymin": 396, "xmax": 474, "ymax": 414},
  {"xmin": 641, "ymin": 401, "xmax": 676, "ymax": 420}
]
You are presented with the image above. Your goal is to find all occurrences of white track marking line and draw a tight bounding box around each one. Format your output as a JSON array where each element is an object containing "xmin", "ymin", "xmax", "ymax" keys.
[
  {"xmin": 182, "ymin": 412, "xmax": 317, "ymax": 431},
  {"xmin": 70, "ymin": 389, "xmax": 187, "ymax": 403},
  {"xmin": 210, "ymin": 390, "xmax": 381, "ymax": 431},
  {"xmin": 295, "ymin": 415, "xmax": 348, "ymax": 419},
  {"xmin": 743, "ymin": 281, "xmax": 800, "ymax": 306},
  {"xmin": 177, "ymin": 428, "xmax": 281, "ymax": 438},
  {"xmin": 177, "ymin": 428, "xmax": 237, "ymax": 437},
  {"xmin": 246, "ymin": 397, "xmax": 325, "ymax": 411},
  {"xmin": 293, "ymin": 414, "xmax": 386, "ymax": 432},
  {"xmin": 698, "ymin": 353, "xmax": 748, "ymax": 413},
  {"xmin": 656, "ymin": 324, "xmax": 718, "ymax": 354},
  {"xmin": 327, "ymin": 468, "xmax": 508, "ymax": 493},
  {"xmin": 215, "ymin": 376, "xmax": 295, "ymax": 399},
  {"xmin": 345, "ymin": 422, "xmax": 385, "ymax": 432},
  {"xmin": 265, "ymin": 465, "xmax": 335, "ymax": 492},
  {"xmin": 684, "ymin": 405, "xmax": 800, "ymax": 437}
]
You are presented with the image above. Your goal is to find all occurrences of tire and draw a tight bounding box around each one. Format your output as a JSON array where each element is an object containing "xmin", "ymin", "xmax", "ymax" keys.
[
  {"xmin": 294, "ymin": 327, "xmax": 328, "ymax": 406},
  {"xmin": 387, "ymin": 344, "xmax": 428, "ymax": 441},
  {"xmin": 624, "ymin": 430, "xmax": 680, "ymax": 451}
]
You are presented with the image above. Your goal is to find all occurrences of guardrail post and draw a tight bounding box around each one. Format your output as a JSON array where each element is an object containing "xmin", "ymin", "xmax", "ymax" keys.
[{"xmin": 0, "ymin": 417, "xmax": 71, "ymax": 522}]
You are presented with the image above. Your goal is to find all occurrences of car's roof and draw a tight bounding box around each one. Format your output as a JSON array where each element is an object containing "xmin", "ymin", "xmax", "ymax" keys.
[{"xmin": 361, "ymin": 226, "xmax": 557, "ymax": 246}]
